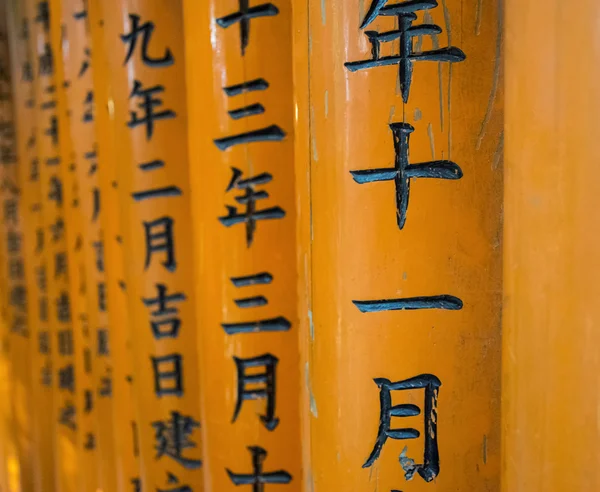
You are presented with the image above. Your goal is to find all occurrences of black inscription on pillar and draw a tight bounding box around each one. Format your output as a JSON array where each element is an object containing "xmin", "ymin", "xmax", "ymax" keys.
[
  {"xmin": 78, "ymin": 48, "xmax": 91, "ymax": 77},
  {"xmin": 216, "ymin": 1, "xmax": 279, "ymax": 55},
  {"xmin": 131, "ymin": 159, "xmax": 181, "ymax": 201},
  {"xmin": 214, "ymin": 77, "xmax": 285, "ymax": 150},
  {"xmin": 352, "ymin": 294, "xmax": 463, "ymax": 313},
  {"xmin": 34, "ymin": 2, "xmax": 50, "ymax": 32},
  {"xmin": 221, "ymin": 272, "xmax": 291, "ymax": 335},
  {"xmin": 58, "ymin": 402, "xmax": 76, "ymax": 430},
  {"xmin": 120, "ymin": 14, "xmax": 174, "ymax": 67},
  {"xmin": 350, "ymin": 123, "xmax": 462, "ymax": 229},
  {"xmin": 227, "ymin": 446, "xmax": 292, "ymax": 490},
  {"xmin": 57, "ymin": 329, "xmax": 73, "ymax": 355},
  {"xmin": 151, "ymin": 354, "xmax": 183, "ymax": 397},
  {"xmin": 127, "ymin": 80, "xmax": 175, "ymax": 140},
  {"xmin": 38, "ymin": 43, "xmax": 53, "ymax": 76},
  {"xmin": 152, "ymin": 411, "xmax": 201, "ymax": 469},
  {"xmin": 219, "ymin": 167, "xmax": 284, "ymax": 247},
  {"xmin": 223, "ymin": 78, "xmax": 268, "ymax": 97},
  {"xmin": 142, "ymin": 284, "xmax": 185, "ymax": 339},
  {"xmin": 363, "ymin": 374, "xmax": 441, "ymax": 483},
  {"xmin": 233, "ymin": 353, "xmax": 279, "ymax": 430},
  {"xmin": 143, "ymin": 216, "xmax": 176, "ymax": 271},
  {"xmin": 97, "ymin": 328, "xmax": 109, "ymax": 356},
  {"xmin": 82, "ymin": 90, "xmax": 94, "ymax": 122},
  {"xmin": 345, "ymin": 0, "xmax": 466, "ymax": 103},
  {"xmin": 156, "ymin": 473, "xmax": 191, "ymax": 492},
  {"xmin": 58, "ymin": 364, "xmax": 75, "ymax": 393},
  {"xmin": 56, "ymin": 291, "xmax": 71, "ymax": 322}
]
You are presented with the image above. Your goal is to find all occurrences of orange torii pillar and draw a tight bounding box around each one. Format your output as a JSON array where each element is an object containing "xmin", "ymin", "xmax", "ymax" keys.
[
  {"xmin": 182, "ymin": 0, "xmax": 302, "ymax": 489},
  {"xmin": 103, "ymin": 1, "xmax": 204, "ymax": 490},
  {"xmin": 502, "ymin": 0, "xmax": 600, "ymax": 490},
  {"xmin": 47, "ymin": 1, "xmax": 100, "ymax": 491},
  {"xmin": 0, "ymin": 5, "xmax": 34, "ymax": 490},
  {"xmin": 292, "ymin": 0, "xmax": 503, "ymax": 491},
  {"xmin": 6, "ymin": 0, "xmax": 56, "ymax": 490},
  {"xmin": 49, "ymin": 0, "xmax": 118, "ymax": 490},
  {"xmin": 27, "ymin": 0, "xmax": 80, "ymax": 489},
  {"xmin": 30, "ymin": 0, "xmax": 79, "ymax": 489},
  {"xmin": 89, "ymin": 0, "xmax": 141, "ymax": 490}
]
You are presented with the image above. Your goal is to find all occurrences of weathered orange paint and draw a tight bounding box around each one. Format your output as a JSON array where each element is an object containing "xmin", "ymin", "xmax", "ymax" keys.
[
  {"xmin": 88, "ymin": 1, "xmax": 141, "ymax": 490},
  {"xmin": 293, "ymin": 1, "xmax": 503, "ymax": 490},
  {"xmin": 0, "ymin": 6, "xmax": 34, "ymax": 490},
  {"xmin": 502, "ymin": 1, "xmax": 600, "ymax": 490},
  {"xmin": 183, "ymin": 1, "xmax": 302, "ymax": 489},
  {"xmin": 103, "ymin": 0, "xmax": 204, "ymax": 489},
  {"xmin": 50, "ymin": 0, "xmax": 118, "ymax": 490}
]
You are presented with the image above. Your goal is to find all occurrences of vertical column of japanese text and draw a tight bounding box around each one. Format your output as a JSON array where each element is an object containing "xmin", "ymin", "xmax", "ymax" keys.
[
  {"xmin": 183, "ymin": 0, "xmax": 302, "ymax": 489},
  {"xmin": 294, "ymin": 0, "xmax": 503, "ymax": 490},
  {"xmin": 106, "ymin": 0, "xmax": 205, "ymax": 490}
]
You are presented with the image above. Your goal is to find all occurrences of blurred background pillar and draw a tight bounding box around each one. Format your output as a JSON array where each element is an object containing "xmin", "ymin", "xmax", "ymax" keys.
[
  {"xmin": 0, "ymin": 4, "xmax": 30, "ymax": 491},
  {"xmin": 503, "ymin": 0, "xmax": 600, "ymax": 490},
  {"xmin": 88, "ymin": 0, "xmax": 141, "ymax": 490},
  {"xmin": 182, "ymin": 0, "xmax": 302, "ymax": 489},
  {"xmin": 49, "ymin": 0, "xmax": 119, "ymax": 490}
]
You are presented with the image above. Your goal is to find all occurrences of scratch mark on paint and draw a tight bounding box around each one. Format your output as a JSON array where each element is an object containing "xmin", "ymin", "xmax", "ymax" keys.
[
  {"xmin": 388, "ymin": 105, "xmax": 396, "ymax": 123},
  {"xmin": 441, "ymin": 0, "xmax": 452, "ymax": 44},
  {"xmin": 321, "ymin": 0, "xmax": 326, "ymax": 25},
  {"xmin": 415, "ymin": 34, "xmax": 423, "ymax": 53},
  {"xmin": 308, "ymin": 309, "xmax": 314, "ymax": 340},
  {"xmin": 475, "ymin": 0, "xmax": 483, "ymax": 35},
  {"xmin": 413, "ymin": 108, "xmax": 422, "ymax": 121},
  {"xmin": 493, "ymin": 131, "xmax": 504, "ymax": 170},
  {"xmin": 427, "ymin": 123, "xmax": 436, "ymax": 159},
  {"xmin": 483, "ymin": 435, "xmax": 488, "ymax": 464},
  {"xmin": 306, "ymin": 363, "xmax": 318, "ymax": 417},
  {"xmin": 424, "ymin": 11, "xmax": 444, "ymax": 133},
  {"xmin": 359, "ymin": 0, "xmax": 367, "ymax": 21},
  {"xmin": 310, "ymin": 106, "xmax": 319, "ymax": 162},
  {"xmin": 440, "ymin": 0, "xmax": 453, "ymax": 158},
  {"xmin": 477, "ymin": 0, "xmax": 503, "ymax": 150},
  {"xmin": 324, "ymin": 90, "xmax": 329, "ymax": 118}
]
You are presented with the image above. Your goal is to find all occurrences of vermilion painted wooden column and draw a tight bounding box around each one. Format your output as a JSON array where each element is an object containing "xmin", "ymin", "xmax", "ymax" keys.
[
  {"xmin": 183, "ymin": 0, "xmax": 302, "ymax": 489},
  {"xmin": 0, "ymin": 4, "xmax": 34, "ymax": 490},
  {"xmin": 50, "ymin": 0, "xmax": 118, "ymax": 490},
  {"xmin": 47, "ymin": 2, "xmax": 99, "ymax": 491},
  {"xmin": 33, "ymin": 0, "xmax": 79, "ymax": 489},
  {"xmin": 293, "ymin": 1, "xmax": 503, "ymax": 491},
  {"xmin": 6, "ymin": 1, "xmax": 56, "ymax": 490},
  {"xmin": 503, "ymin": 0, "xmax": 600, "ymax": 490},
  {"xmin": 88, "ymin": 0, "xmax": 141, "ymax": 490},
  {"xmin": 27, "ymin": 0, "xmax": 80, "ymax": 489},
  {"xmin": 103, "ymin": 1, "xmax": 204, "ymax": 490}
]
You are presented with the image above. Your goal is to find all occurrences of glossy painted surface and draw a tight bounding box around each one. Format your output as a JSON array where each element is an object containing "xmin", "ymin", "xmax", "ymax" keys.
[
  {"xmin": 183, "ymin": 0, "xmax": 302, "ymax": 490},
  {"xmin": 103, "ymin": 0, "xmax": 204, "ymax": 489},
  {"xmin": 503, "ymin": 1, "xmax": 600, "ymax": 490},
  {"xmin": 293, "ymin": 1, "xmax": 503, "ymax": 490},
  {"xmin": 88, "ymin": 0, "xmax": 141, "ymax": 490},
  {"xmin": 51, "ymin": 0, "xmax": 118, "ymax": 490}
]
